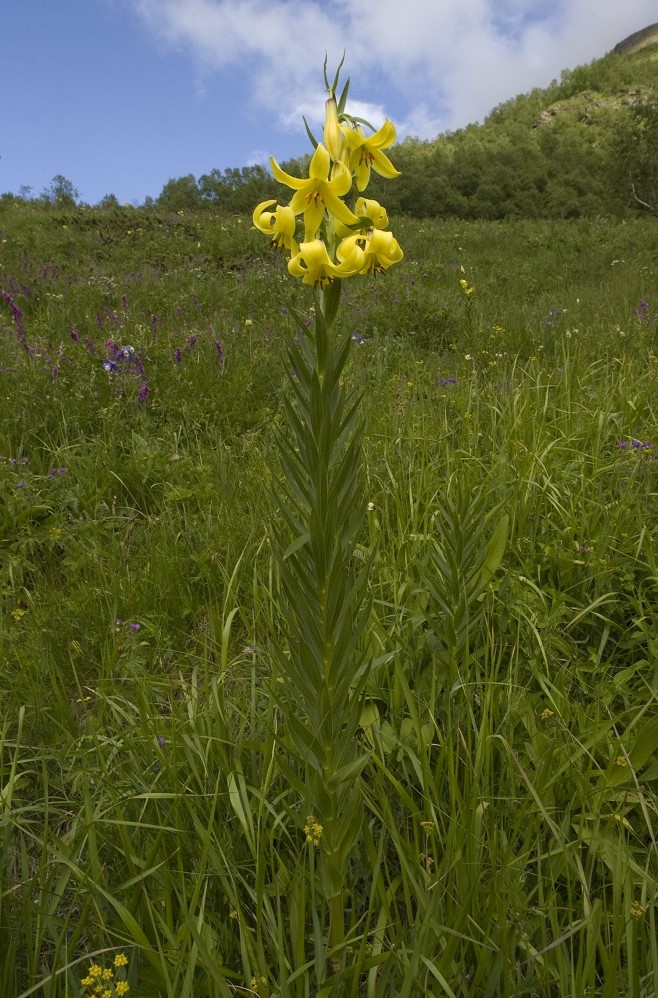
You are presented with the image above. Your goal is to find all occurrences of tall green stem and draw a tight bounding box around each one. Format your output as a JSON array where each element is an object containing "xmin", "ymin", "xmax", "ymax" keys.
[{"xmin": 272, "ymin": 279, "xmax": 372, "ymax": 969}]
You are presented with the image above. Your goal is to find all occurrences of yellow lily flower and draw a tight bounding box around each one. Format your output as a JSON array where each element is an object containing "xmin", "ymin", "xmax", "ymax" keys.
[
  {"xmin": 332, "ymin": 197, "xmax": 389, "ymax": 240},
  {"xmin": 343, "ymin": 120, "xmax": 400, "ymax": 192},
  {"xmin": 252, "ymin": 200, "xmax": 298, "ymax": 252},
  {"xmin": 355, "ymin": 197, "xmax": 389, "ymax": 230},
  {"xmin": 270, "ymin": 144, "xmax": 358, "ymax": 241},
  {"xmin": 288, "ymin": 238, "xmax": 365, "ymax": 287},
  {"xmin": 338, "ymin": 229, "xmax": 403, "ymax": 275}
]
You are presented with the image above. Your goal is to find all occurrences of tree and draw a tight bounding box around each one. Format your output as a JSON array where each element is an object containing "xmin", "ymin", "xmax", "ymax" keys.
[
  {"xmin": 40, "ymin": 174, "xmax": 79, "ymax": 206},
  {"xmin": 97, "ymin": 193, "xmax": 120, "ymax": 209},
  {"xmin": 157, "ymin": 174, "xmax": 202, "ymax": 211},
  {"xmin": 607, "ymin": 98, "xmax": 658, "ymax": 216}
]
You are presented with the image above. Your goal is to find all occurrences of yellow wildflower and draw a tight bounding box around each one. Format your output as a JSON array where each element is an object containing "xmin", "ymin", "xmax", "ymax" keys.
[
  {"xmin": 113, "ymin": 954, "xmax": 128, "ymax": 967},
  {"xmin": 343, "ymin": 119, "xmax": 400, "ymax": 191},
  {"xmin": 304, "ymin": 814, "xmax": 323, "ymax": 846},
  {"xmin": 338, "ymin": 229, "xmax": 403, "ymax": 275},
  {"xmin": 270, "ymin": 144, "xmax": 358, "ymax": 241},
  {"xmin": 115, "ymin": 983, "xmax": 130, "ymax": 996},
  {"xmin": 356, "ymin": 196, "xmax": 389, "ymax": 229},
  {"xmin": 288, "ymin": 238, "xmax": 364, "ymax": 287},
  {"xmin": 252, "ymin": 201, "xmax": 298, "ymax": 253}
]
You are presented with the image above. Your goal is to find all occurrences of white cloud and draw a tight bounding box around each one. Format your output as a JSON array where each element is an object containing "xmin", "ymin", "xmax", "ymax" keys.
[{"xmin": 128, "ymin": 0, "xmax": 658, "ymax": 138}]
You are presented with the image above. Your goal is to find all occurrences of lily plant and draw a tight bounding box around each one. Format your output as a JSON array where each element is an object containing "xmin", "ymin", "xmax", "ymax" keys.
[{"xmin": 252, "ymin": 59, "xmax": 402, "ymax": 982}]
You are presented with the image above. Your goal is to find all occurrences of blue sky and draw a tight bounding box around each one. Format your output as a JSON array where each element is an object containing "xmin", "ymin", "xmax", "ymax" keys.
[{"xmin": 1, "ymin": 0, "xmax": 656, "ymax": 206}]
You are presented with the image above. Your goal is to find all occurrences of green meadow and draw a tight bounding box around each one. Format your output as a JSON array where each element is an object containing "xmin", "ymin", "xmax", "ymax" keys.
[{"xmin": 1, "ymin": 200, "xmax": 658, "ymax": 995}]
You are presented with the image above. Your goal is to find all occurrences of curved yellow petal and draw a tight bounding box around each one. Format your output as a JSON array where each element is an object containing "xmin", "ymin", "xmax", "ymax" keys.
[
  {"xmin": 326, "ymin": 159, "xmax": 353, "ymax": 197},
  {"xmin": 270, "ymin": 156, "xmax": 306, "ymax": 191},
  {"xmin": 370, "ymin": 148, "xmax": 401, "ymax": 180},
  {"xmin": 308, "ymin": 144, "xmax": 332, "ymax": 181},
  {"xmin": 302, "ymin": 197, "xmax": 326, "ymax": 242},
  {"xmin": 321, "ymin": 188, "xmax": 359, "ymax": 229},
  {"xmin": 369, "ymin": 119, "xmax": 397, "ymax": 149},
  {"xmin": 353, "ymin": 159, "xmax": 371, "ymax": 193},
  {"xmin": 253, "ymin": 199, "xmax": 277, "ymax": 231}
]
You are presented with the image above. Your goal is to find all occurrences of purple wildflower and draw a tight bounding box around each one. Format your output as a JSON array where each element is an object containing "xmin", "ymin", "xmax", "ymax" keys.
[
  {"xmin": 2, "ymin": 290, "xmax": 30, "ymax": 353},
  {"xmin": 633, "ymin": 299, "xmax": 651, "ymax": 322},
  {"xmin": 214, "ymin": 341, "xmax": 224, "ymax": 369},
  {"xmin": 351, "ymin": 332, "xmax": 367, "ymax": 345},
  {"xmin": 70, "ymin": 328, "xmax": 80, "ymax": 342},
  {"xmin": 138, "ymin": 383, "xmax": 149, "ymax": 405},
  {"xmin": 437, "ymin": 377, "xmax": 457, "ymax": 387},
  {"xmin": 187, "ymin": 334, "xmax": 197, "ymax": 349},
  {"xmin": 174, "ymin": 348, "xmax": 183, "ymax": 364},
  {"xmin": 48, "ymin": 467, "xmax": 67, "ymax": 478}
]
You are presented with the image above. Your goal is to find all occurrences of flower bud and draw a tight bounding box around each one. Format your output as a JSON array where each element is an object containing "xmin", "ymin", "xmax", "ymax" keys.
[{"xmin": 323, "ymin": 95, "xmax": 344, "ymax": 162}]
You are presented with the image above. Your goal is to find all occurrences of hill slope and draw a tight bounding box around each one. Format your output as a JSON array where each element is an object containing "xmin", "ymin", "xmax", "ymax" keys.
[{"xmin": 360, "ymin": 26, "xmax": 658, "ymax": 219}]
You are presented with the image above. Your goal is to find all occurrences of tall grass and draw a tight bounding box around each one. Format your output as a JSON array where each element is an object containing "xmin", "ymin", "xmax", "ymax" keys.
[{"xmin": 1, "ymin": 201, "xmax": 657, "ymax": 994}]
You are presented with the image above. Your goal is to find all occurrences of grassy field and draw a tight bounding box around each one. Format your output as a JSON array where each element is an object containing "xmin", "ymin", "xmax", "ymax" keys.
[{"xmin": 1, "ymin": 200, "xmax": 657, "ymax": 996}]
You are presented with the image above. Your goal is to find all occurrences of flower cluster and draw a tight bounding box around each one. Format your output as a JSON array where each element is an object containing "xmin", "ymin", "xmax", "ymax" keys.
[
  {"xmin": 303, "ymin": 813, "xmax": 323, "ymax": 847},
  {"xmin": 253, "ymin": 64, "xmax": 402, "ymax": 287},
  {"xmin": 80, "ymin": 953, "xmax": 129, "ymax": 996}
]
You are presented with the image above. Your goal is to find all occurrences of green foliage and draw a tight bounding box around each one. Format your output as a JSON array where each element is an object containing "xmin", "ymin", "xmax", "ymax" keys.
[
  {"xmin": 0, "ymin": 201, "xmax": 658, "ymax": 994},
  {"xmin": 40, "ymin": 174, "xmax": 80, "ymax": 207},
  {"xmin": 607, "ymin": 96, "xmax": 658, "ymax": 215},
  {"xmin": 157, "ymin": 174, "xmax": 203, "ymax": 211}
]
